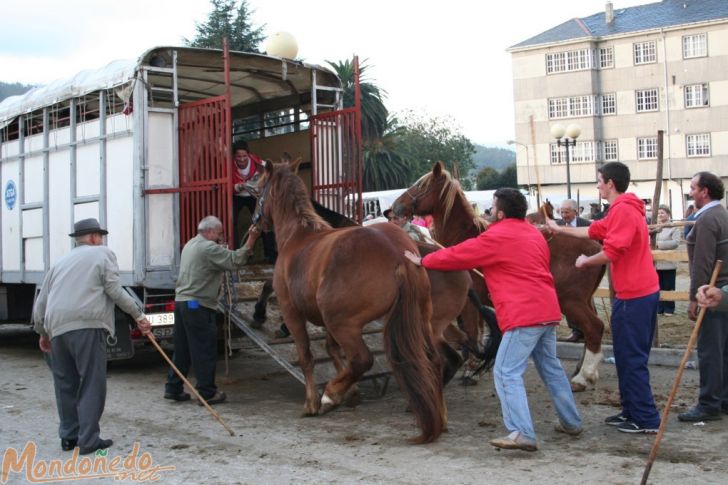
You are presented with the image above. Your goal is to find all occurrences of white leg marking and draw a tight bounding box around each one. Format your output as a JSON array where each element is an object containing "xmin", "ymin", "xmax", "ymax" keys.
[
  {"xmin": 574, "ymin": 349, "xmax": 603, "ymax": 385},
  {"xmin": 321, "ymin": 393, "xmax": 334, "ymax": 406}
]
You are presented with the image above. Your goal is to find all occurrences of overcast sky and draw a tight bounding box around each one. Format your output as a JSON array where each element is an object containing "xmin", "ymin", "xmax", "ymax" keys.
[{"xmin": 0, "ymin": 0, "xmax": 648, "ymax": 145}]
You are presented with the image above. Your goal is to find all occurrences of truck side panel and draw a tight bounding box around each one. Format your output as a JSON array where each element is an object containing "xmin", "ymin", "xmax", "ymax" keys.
[
  {"xmin": 2, "ymin": 159, "xmax": 20, "ymax": 272},
  {"xmin": 106, "ymin": 135, "xmax": 135, "ymax": 272},
  {"xmin": 146, "ymin": 111, "xmax": 176, "ymax": 269},
  {"xmin": 49, "ymin": 149, "xmax": 72, "ymax": 265}
]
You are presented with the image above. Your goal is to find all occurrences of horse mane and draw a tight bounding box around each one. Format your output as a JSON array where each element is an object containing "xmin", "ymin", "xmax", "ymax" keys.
[
  {"xmin": 269, "ymin": 165, "xmax": 332, "ymax": 237},
  {"xmin": 414, "ymin": 168, "xmax": 488, "ymax": 233}
]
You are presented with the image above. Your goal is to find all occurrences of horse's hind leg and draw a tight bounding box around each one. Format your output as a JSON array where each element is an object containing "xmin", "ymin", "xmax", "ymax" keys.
[
  {"xmin": 561, "ymin": 300, "xmax": 604, "ymax": 392},
  {"xmin": 282, "ymin": 308, "xmax": 320, "ymax": 416},
  {"xmin": 320, "ymin": 326, "xmax": 373, "ymax": 415}
]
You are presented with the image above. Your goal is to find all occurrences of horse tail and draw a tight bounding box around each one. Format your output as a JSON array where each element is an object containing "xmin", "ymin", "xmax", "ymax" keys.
[{"xmin": 384, "ymin": 263, "xmax": 445, "ymax": 444}]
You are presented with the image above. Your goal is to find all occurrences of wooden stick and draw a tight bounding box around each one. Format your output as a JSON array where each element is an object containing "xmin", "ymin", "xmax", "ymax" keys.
[
  {"xmin": 145, "ymin": 333, "xmax": 236, "ymax": 436},
  {"xmin": 647, "ymin": 220, "xmax": 695, "ymax": 231},
  {"xmin": 641, "ymin": 259, "xmax": 723, "ymax": 485},
  {"xmin": 528, "ymin": 115, "xmax": 547, "ymax": 220}
]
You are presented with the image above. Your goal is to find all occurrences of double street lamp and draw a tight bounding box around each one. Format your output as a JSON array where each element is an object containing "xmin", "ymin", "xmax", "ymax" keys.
[{"xmin": 550, "ymin": 123, "xmax": 581, "ymax": 199}]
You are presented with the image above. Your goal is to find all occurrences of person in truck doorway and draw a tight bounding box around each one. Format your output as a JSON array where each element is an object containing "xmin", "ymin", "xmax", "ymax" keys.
[{"xmin": 231, "ymin": 140, "xmax": 277, "ymax": 263}]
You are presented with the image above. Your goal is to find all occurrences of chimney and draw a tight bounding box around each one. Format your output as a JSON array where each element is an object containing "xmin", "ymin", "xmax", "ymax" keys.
[{"xmin": 606, "ymin": 1, "xmax": 614, "ymax": 24}]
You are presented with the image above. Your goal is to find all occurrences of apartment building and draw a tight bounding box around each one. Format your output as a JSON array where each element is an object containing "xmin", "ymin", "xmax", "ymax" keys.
[{"xmin": 508, "ymin": 0, "xmax": 728, "ymax": 213}]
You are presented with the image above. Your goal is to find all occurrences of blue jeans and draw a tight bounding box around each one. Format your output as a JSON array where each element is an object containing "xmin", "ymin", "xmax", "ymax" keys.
[
  {"xmin": 611, "ymin": 291, "xmax": 661, "ymax": 428},
  {"xmin": 494, "ymin": 325, "xmax": 582, "ymax": 440}
]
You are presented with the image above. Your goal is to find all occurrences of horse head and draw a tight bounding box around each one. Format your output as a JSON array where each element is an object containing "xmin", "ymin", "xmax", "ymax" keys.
[{"xmin": 393, "ymin": 161, "xmax": 454, "ymax": 219}]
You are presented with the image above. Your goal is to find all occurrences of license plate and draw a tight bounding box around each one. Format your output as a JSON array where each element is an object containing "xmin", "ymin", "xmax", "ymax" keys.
[{"xmin": 148, "ymin": 312, "xmax": 175, "ymax": 327}]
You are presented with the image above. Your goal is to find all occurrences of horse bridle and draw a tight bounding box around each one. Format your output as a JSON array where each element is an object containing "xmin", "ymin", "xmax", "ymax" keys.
[
  {"xmin": 398, "ymin": 186, "xmax": 420, "ymax": 215},
  {"xmin": 252, "ymin": 180, "xmax": 272, "ymax": 230}
]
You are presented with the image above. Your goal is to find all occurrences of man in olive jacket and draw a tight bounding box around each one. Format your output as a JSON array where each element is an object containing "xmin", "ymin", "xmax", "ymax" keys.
[
  {"xmin": 33, "ymin": 218, "xmax": 152, "ymax": 455},
  {"xmin": 164, "ymin": 215, "xmax": 260, "ymax": 405}
]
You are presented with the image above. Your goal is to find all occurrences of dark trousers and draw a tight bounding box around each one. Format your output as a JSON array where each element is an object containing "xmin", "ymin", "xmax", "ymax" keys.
[
  {"xmin": 696, "ymin": 308, "xmax": 728, "ymax": 413},
  {"xmin": 657, "ymin": 269, "xmax": 676, "ymax": 314},
  {"xmin": 611, "ymin": 291, "xmax": 661, "ymax": 428},
  {"xmin": 50, "ymin": 328, "xmax": 107, "ymax": 449},
  {"xmin": 233, "ymin": 195, "xmax": 277, "ymax": 263},
  {"xmin": 165, "ymin": 302, "xmax": 218, "ymax": 399}
]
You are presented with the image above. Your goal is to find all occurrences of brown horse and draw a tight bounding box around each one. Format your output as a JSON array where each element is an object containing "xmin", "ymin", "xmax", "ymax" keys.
[
  {"xmin": 254, "ymin": 161, "xmax": 446, "ymax": 443},
  {"xmin": 393, "ymin": 162, "xmax": 607, "ymax": 391}
]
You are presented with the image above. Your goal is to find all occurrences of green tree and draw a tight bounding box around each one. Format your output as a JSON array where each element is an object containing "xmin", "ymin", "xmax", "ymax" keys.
[
  {"xmin": 476, "ymin": 163, "xmax": 519, "ymax": 190},
  {"xmin": 362, "ymin": 120, "xmax": 412, "ymax": 191},
  {"xmin": 326, "ymin": 58, "xmax": 388, "ymax": 141},
  {"xmin": 395, "ymin": 111, "xmax": 475, "ymax": 189},
  {"xmin": 476, "ymin": 167, "xmax": 501, "ymax": 190},
  {"xmin": 185, "ymin": 0, "xmax": 265, "ymax": 52}
]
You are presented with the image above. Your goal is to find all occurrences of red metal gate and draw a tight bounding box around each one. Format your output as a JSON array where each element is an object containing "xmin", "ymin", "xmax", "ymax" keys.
[
  {"xmin": 176, "ymin": 95, "xmax": 232, "ymax": 245},
  {"xmin": 310, "ymin": 59, "xmax": 363, "ymax": 223}
]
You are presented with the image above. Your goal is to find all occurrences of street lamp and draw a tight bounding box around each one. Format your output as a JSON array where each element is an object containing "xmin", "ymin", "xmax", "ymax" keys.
[
  {"xmin": 550, "ymin": 123, "xmax": 581, "ymax": 199},
  {"xmin": 507, "ymin": 139, "xmax": 533, "ymax": 200}
]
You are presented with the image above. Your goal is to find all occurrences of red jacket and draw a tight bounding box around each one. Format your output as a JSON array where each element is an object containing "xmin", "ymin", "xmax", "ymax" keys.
[
  {"xmin": 422, "ymin": 218, "xmax": 561, "ymax": 333},
  {"xmin": 232, "ymin": 153, "xmax": 264, "ymax": 187},
  {"xmin": 588, "ymin": 193, "xmax": 658, "ymax": 299}
]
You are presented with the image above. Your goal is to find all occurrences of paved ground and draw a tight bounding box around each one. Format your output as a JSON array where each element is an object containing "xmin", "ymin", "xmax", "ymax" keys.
[{"xmin": 1, "ymin": 323, "xmax": 726, "ymax": 485}]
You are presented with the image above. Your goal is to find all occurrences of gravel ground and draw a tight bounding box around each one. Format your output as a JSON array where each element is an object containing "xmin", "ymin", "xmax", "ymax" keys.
[{"xmin": 1, "ymin": 323, "xmax": 727, "ymax": 485}]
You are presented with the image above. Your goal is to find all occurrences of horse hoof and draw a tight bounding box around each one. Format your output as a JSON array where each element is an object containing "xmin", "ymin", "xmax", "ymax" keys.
[
  {"xmin": 319, "ymin": 393, "xmax": 339, "ymax": 415},
  {"xmin": 461, "ymin": 376, "xmax": 479, "ymax": 386},
  {"xmin": 570, "ymin": 381, "xmax": 587, "ymax": 393}
]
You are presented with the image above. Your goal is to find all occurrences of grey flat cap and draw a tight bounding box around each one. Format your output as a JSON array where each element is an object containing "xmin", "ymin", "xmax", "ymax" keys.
[{"xmin": 69, "ymin": 218, "xmax": 108, "ymax": 237}]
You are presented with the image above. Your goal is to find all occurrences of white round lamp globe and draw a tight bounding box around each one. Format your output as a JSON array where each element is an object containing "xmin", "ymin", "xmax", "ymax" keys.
[{"xmin": 265, "ymin": 32, "xmax": 298, "ymax": 59}]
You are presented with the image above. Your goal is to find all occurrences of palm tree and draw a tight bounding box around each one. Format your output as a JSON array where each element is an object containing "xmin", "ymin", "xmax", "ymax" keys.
[
  {"xmin": 326, "ymin": 58, "xmax": 388, "ymax": 141},
  {"xmin": 362, "ymin": 119, "xmax": 412, "ymax": 191}
]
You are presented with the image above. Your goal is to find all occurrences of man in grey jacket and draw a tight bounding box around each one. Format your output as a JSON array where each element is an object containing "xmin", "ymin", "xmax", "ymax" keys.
[
  {"xmin": 679, "ymin": 172, "xmax": 728, "ymax": 422},
  {"xmin": 33, "ymin": 218, "xmax": 151, "ymax": 455},
  {"xmin": 164, "ymin": 216, "xmax": 260, "ymax": 405}
]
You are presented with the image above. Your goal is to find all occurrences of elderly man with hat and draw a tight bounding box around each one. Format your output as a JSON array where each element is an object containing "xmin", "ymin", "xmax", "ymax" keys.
[{"xmin": 33, "ymin": 218, "xmax": 152, "ymax": 455}]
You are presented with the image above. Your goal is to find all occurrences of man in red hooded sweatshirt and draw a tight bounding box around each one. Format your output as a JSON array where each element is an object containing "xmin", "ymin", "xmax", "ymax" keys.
[
  {"xmin": 405, "ymin": 187, "xmax": 582, "ymax": 452},
  {"xmin": 547, "ymin": 161, "xmax": 661, "ymax": 434}
]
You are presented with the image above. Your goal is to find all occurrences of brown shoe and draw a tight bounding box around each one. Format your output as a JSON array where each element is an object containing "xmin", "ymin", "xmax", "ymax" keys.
[
  {"xmin": 564, "ymin": 331, "xmax": 584, "ymax": 343},
  {"xmin": 489, "ymin": 432, "xmax": 538, "ymax": 452},
  {"xmin": 554, "ymin": 422, "xmax": 583, "ymax": 436},
  {"xmin": 198, "ymin": 390, "xmax": 227, "ymax": 406}
]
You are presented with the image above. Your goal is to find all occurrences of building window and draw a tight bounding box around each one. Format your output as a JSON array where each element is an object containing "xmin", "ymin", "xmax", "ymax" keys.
[
  {"xmin": 599, "ymin": 47, "xmax": 614, "ymax": 68},
  {"xmin": 683, "ymin": 33, "xmax": 707, "ymax": 58},
  {"xmin": 600, "ymin": 93, "xmax": 616, "ymax": 115},
  {"xmin": 546, "ymin": 48, "xmax": 593, "ymax": 74},
  {"xmin": 550, "ymin": 141, "xmax": 595, "ymax": 164},
  {"xmin": 548, "ymin": 95, "xmax": 594, "ymax": 119},
  {"xmin": 636, "ymin": 89, "xmax": 659, "ymax": 112},
  {"xmin": 686, "ymin": 133, "xmax": 711, "ymax": 157},
  {"xmin": 633, "ymin": 41, "xmax": 656, "ymax": 65},
  {"xmin": 685, "ymin": 83, "xmax": 709, "ymax": 108},
  {"xmin": 637, "ymin": 137, "xmax": 658, "ymax": 160},
  {"xmin": 601, "ymin": 140, "xmax": 618, "ymax": 161}
]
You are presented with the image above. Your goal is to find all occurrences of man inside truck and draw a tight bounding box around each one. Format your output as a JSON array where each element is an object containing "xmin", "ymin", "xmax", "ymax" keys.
[{"xmin": 231, "ymin": 140, "xmax": 277, "ymax": 263}]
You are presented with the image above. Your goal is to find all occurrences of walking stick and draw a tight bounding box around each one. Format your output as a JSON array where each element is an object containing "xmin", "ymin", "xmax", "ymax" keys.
[
  {"xmin": 145, "ymin": 332, "xmax": 235, "ymax": 436},
  {"xmin": 640, "ymin": 259, "xmax": 723, "ymax": 485}
]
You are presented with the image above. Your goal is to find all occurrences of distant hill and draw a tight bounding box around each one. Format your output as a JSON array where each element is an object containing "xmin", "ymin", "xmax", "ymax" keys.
[
  {"xmin": 0, "ymin": 81, "xmax": 35, "ymax": 103},
  {"xmin": 472, "ymin": 145, "xmax": 516, "ymax": 172}
]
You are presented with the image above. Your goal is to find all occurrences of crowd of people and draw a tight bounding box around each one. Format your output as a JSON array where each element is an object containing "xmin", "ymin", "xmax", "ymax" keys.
[{"xmin": 31, "ymin": 161, "xmax": 726, "ymax": 456}]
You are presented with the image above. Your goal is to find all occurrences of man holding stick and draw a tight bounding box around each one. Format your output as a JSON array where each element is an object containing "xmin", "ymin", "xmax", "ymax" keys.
[
  {"xmin": 164, "ymin": 216, "xmax": 260, "ymax": 405},
  {"xmin": 678, "ymin": 172, "xmax": 728, "ymax": 422},
  {"xmin": 33, "ymin": 218, "xmax": 152, "ymax": 455},
  {"xmin": 547, "ymin": 162, "xmax": 661, "ymax": 434}
]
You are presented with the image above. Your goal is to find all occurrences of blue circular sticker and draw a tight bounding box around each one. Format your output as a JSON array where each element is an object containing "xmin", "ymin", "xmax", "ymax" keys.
[{"xmin": 5, "ymin": 180, "xmax": 17, "ymax": 210}]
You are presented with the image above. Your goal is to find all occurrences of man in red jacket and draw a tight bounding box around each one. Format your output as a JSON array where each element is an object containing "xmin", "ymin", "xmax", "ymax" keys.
[
  {"xmin": 547, "ymin": 161, "xmax": 661, "ymax": 434},
  {"xmin": 405, "ymin": 187, "xmax": 582, "ymax": 452}
]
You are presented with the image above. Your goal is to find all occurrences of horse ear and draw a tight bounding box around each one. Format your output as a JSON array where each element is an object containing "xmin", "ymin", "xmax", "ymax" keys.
[
  {"xmin": 289, "ymin": 156, "xmax": 303, "ymax": 174},
  {"xmin": 264, "ymin": 160, "xmax": 274, "ymax": 175},
  {"xmin": 432, "ymin": 161, "xmax": 444, "ymax": 176}
]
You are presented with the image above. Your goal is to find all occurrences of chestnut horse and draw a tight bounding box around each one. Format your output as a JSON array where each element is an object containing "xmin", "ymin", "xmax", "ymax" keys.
[
  {"xmin": 254, "ymin": 161, "xmax": 446, "ymax": 443},
  {"xmin": 393, "ymin": 162, "xmax": 607, "ymax": 391},
  {"xmin": 252, "ymin": 200, "xmax": 496, "ymax": 385}
]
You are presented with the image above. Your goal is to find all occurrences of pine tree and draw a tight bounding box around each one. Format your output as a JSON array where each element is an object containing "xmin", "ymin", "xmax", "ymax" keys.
[{"xmin": 185, "ymin": 0, "xmax": 265, "ymax": 52}]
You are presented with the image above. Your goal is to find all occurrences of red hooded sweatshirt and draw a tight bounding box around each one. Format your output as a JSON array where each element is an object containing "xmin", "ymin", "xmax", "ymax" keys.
[
  {"xmin": 421, "ymin": 218, "xmax": 562, "ymax": 333},
  {"xmin": 588, "ymin": 192, "xmax": 658, "ymax": 299}
]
